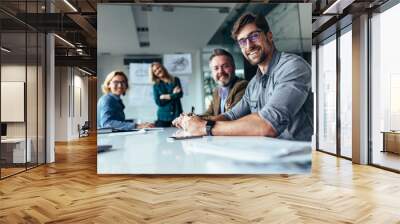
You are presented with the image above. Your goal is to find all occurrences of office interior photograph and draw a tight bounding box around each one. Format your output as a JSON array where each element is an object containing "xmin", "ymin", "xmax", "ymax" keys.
[
  {"xmin": 96, "ymin": 3, "xmax": 313, "ymax": 175},
  {"xmin": 0, "ymin": 0, "xmax": 400, "ymax": 223}
]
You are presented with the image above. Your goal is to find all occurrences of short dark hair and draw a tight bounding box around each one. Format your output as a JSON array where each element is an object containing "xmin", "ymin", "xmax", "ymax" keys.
[
  {"xmin": 209, "ymin": 48, "xmax": 235, "ymax": 68},
  {"xmin": 231, "ymin": 13, "xmax": 270, "ymax": 40}
]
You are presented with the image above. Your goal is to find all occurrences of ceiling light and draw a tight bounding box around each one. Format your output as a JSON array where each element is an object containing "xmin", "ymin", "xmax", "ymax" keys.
[
  {"xmin": 63, "ymin": 0, "xmax": 78, "ymax": 12},
  {"xmin": 323, "ymin": 0, "xmax": 354, "ymax": 15},
  {"xmin": 54, "ymin": 34, "xmax": 75, "ymax": 48},
  {"xmin": 78, "ymin": 67, "xmax": 92, "ymax": 76},
  {"xmin": 1, "ymin": 47, "xmax": 11, "ymax": 53}
]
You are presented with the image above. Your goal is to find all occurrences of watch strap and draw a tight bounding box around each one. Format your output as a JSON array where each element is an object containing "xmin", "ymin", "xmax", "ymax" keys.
[{"xmin": 206, "ymin": 120, "xmax": 215, "ymax": 136}]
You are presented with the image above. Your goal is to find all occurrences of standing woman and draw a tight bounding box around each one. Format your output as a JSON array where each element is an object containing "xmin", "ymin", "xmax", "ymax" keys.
[
  {"xmin": 149, "ymin": 62, "xmax": 183, "ymax": 127},
  {"xmin": 98, "ymin": 70, "xmax": 154, "ymax": 130}
]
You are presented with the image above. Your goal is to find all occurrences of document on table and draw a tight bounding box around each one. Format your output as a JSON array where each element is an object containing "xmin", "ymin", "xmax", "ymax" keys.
[{"xmin": 97, "ymin": 127, "xmax": 164, "ymax": 135}]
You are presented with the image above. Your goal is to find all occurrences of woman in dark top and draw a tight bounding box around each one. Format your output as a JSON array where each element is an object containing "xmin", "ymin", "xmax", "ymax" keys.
[
  {"xmin": 98, "ymin": 71, "xmax": 154, "ymax": 130},
  {"xmin": 149, "ymin": 62, "xmax": 183, "ymax": 127}
]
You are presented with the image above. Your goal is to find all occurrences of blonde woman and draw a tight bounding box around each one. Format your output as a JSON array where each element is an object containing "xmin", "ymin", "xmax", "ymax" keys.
[
  {"xmin": 98, "ymin": 71, "xmax": 154, "ymax": 130},
  {"xmin": 149, "ymin": 62, "xmax": 183, "ymax": 127}
]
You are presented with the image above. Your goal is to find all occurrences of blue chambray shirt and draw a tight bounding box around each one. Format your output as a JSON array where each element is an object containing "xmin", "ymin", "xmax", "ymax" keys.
[
  {"xmin": 97, "ymin": 93, "xmax": 135, "ymax": 130},
  {"xmin": 223, "ymin": 50, "xmax": 313, "ymax": 141},
  {"xmin": 219, "ymin": 86, "xmax": 229, "ymax": 114}
]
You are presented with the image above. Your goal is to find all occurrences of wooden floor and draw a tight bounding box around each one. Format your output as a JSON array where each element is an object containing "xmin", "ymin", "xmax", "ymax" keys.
[
  {"xmin": 1, "ymin": 167, "xmax": 26, "ymax": 178},
  {"xmin": 1, "ymin": 135, "xmax": 400, "ymax": 223},
  {"xmin": 372, "ymin": 150, "xmax": 400, "ymax": 171}
]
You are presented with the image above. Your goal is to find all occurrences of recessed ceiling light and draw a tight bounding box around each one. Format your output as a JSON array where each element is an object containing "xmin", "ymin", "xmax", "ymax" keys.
[
  {"xmin": 63, "ymin": 0, "xmax": 78, "ymax": 12},
  {"xmin": 78, "ymin": 67, "xmax": 93, "ymax": 76},
  {"xmin": 54, "ymin": 34, "xmax": 75, "ymax": 48},
  {"xmin": 323, "ymin": 0, "xmax": 354, "ymax": 15},
  {"xmin": 1, "ymin": 47, "xmax": 11, "ymax": 53}
]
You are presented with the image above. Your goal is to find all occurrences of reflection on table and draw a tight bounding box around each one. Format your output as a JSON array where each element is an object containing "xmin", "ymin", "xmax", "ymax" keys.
[{"xmin": 97, "ymin": 128, "xmax": 312, "ymax": 174}]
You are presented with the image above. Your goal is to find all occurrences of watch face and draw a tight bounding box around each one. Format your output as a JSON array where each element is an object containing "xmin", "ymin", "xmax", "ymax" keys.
[
  {"xmin": 206, "ymin": 121, "xmax": 214, "ymax": 136},
  {"xmin": 206, "ymin": 125, "xmax": 211, "ymax": 136}
]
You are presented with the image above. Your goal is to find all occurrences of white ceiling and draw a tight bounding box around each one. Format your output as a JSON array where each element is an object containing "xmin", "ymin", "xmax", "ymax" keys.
[
  {"xmin": 97, "ymin": 4, "xmax": 235, "ymax": 55},
  {"xmin": 97, "ymin": 3, "xmax": 312, "ymax": 56}
]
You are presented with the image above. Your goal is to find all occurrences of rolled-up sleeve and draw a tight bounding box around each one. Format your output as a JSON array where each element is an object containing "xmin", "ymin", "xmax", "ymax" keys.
[
  {"xmin": 258, "ymin": 59, "xmax": 311, "ymax": 135},
  {"xmin": 222, "ymin": 80, "xmax": 253, "ymax": 120}
]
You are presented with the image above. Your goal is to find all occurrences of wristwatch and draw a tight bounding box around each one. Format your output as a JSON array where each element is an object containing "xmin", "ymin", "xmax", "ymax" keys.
[{"xmin": 205, "ymin": 120, "xmax": 216, "ymax": 136}]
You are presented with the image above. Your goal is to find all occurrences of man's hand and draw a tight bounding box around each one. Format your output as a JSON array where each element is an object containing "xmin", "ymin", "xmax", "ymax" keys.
[
  {"xmin": 137, "ymin": 122, "xmax": 155, "ymax": 129},
  {"xmin": 160, "ymin": 94, "xmax": 171, "ymax": 100},
  {"xmin": 173, "ymin": 86, "xmax": 181, "ymax": 94},
  {"xmin": 181, "ymin": 115, "xmax": 207, "ymax": 136},
  {"xmin": 172, "ymin": 114, "xmax": 185, "ymax": 129}
]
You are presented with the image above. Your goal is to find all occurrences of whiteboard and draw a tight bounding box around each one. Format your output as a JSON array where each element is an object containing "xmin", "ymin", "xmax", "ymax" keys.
[
  {"xmin": 129, "ymin": 63, "xmax": 151, "ymax": 84},
  {"xmin": 1, "ymin": 82, "xmax": 25, "ymax": 122}
]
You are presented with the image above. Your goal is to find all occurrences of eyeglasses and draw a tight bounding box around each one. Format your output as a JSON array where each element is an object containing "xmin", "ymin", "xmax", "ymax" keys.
[
  {"xmin": 111, "ymin": 80, "xmax": 127, "ymax": 87},
  {"xmin": 212, "ymin": 64, "xmax": 232, "ymax": 72},
  {"xmin": 237, "ymin": 31, "xmax": 262, "ymax": 48}
]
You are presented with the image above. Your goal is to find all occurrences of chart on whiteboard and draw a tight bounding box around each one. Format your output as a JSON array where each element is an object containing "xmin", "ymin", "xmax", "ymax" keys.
[
  {"xmin": 163, "ymin": 54, "xmax": 192, "ymax": 75},
  {"xmin": 129, "ymin": 63, "xmax": 150, "ymax": 84}
]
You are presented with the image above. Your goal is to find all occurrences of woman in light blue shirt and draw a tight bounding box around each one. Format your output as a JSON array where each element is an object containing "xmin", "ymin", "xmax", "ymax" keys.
[{"xmin": 97, "ymin": 71, "xmax": 154, "ymax": 130}]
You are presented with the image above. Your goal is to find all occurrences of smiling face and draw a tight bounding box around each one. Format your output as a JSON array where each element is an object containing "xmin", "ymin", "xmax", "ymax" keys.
[
  {"xmin": 152, "ymin": 63, "xmax": 166, "ymax": 79},
  {"xmin": 236, "ymin": 23, "xmax": 273, "ymax": 66},
  {"xmin": 210, "ymin": 55, "xmax": 235, "ymax": 87},
  {"xmin": 108, "ymin": 74, "xmax": 127, "ymax": 96}
]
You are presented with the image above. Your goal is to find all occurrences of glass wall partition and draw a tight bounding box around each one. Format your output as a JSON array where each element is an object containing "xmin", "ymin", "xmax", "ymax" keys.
[
  {"xmin": 27, "ymin": 31, "xmax": 38, "ymax": 169},
  {"xmin": 339, "ymin": 26, "xmax": 352, "ymax": 159},
  {"xmin": 0, "ymin": 0, "xmax": 28, "ymax": 177},
  {"xmin": 370, "ymin": 2, "xmax": 400, "ymax": 171},
  {"xmin": 0, "ymin": 1, "xmax": 46, "ymax": 179},
  {"xmin": 37, "ymin": 31, "xmax": 45, "ymax": 165},
  {"xmin": 317, "ymin": 35, "xmax": 337, "ymax": 155},
  {"xmin": 316, "ymin": 22, "xmax": 353, "ymax": 159}
]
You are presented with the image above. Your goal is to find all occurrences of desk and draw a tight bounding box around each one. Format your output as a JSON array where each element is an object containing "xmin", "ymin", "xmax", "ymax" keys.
[
  {"xmin": 97, "ymin": 128, "xmax": 311, "ymax": 174},
  {"xmin": 1, "ymin": 138, "xmax": 31, "ymax": 164},
  {"xmin": 381, "ymin": 131, "xmax": 400, "ymax": 154}
]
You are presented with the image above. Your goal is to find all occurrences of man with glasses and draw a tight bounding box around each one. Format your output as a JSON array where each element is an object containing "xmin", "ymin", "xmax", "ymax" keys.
[
  {"xmin": 201, "ymin": 48, "xmax": 248, "ymax": 119},
  {"xmin": 173, "ymin": 13, "xmax": 313, "ymax": 141}
]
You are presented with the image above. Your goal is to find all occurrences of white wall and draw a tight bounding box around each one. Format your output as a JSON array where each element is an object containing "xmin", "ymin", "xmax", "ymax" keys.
[
  {"xmin": 55, "ymin": 67, "xmax": 89, "ymax": 141},
  {"xmin": 1, "ymin": 64, "xmax": 46, "ymax": 164},
  {"xmin": 1, "ymin": 65, "xmax": 40, "ymax": 137},
  {"xmin": 55, "ymin": 67, "xmax": 68, "ymax": 141},
  {"xmin": 97, "ymin": 51, "xmax": 204, "ymax": 123}
]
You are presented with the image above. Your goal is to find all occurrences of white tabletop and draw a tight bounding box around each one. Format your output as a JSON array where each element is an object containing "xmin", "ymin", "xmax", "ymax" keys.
[{"xmin": 97, "ymin": 128, "xmax": 311, "ymax": 174}]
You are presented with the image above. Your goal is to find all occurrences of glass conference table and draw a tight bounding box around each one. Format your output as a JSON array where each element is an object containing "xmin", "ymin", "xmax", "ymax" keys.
[{"xmin": 97, "ymin": 128, "xmax": 312, "ymax": 174}]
